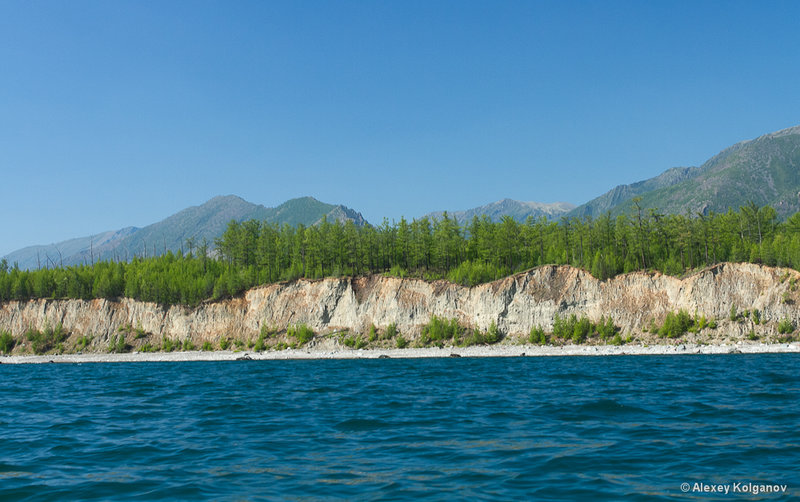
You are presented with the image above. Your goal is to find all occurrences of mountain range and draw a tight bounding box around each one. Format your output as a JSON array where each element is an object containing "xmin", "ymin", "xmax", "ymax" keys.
[
  {"xmin": 424, "ymin": 199, "xmax": 575, "ymax": 225},
  {"xmin": 569, "ymin": 125, "xmax": 800, "ymax": 218},
  {"xmin": 5, "ymin": 124, "xmax": 800, "ymax": 270},
  {"xmin": 4, "ymin": 196, "xmax": 365, "ymax": 270}
]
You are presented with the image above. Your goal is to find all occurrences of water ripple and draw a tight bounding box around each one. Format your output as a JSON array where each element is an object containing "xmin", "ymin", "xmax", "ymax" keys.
[{"xmin": 0, "ymin": 354, "xmax": 797, "ymax": 500}]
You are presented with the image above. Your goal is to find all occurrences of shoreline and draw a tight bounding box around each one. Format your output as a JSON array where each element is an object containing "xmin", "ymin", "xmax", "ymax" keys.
[{"xmin": 2, "ymin": 342, "xmax": 798, "ymax": 364}]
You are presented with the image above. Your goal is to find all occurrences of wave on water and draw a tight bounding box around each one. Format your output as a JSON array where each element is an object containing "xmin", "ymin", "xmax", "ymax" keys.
[{"xmin": 0, "ymin": 354, "xmax": 798, "ymax": 500}]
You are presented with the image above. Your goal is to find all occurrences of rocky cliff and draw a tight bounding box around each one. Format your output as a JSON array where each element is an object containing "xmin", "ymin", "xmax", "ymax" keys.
[{"xmin": 1, "ymin": 263, "xmax": 798, "ymax": 351}]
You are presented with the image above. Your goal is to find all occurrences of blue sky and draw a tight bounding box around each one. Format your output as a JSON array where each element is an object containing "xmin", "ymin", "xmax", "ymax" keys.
[{"xmin": 2, "ymin": 1, "xmax": 800, "ymax": 256}]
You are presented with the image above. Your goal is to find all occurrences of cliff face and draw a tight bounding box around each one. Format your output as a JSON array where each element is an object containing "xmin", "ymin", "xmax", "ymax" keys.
[{"xmin": 1, "ymin": 263, "xmax": 798, "ymax": 345}]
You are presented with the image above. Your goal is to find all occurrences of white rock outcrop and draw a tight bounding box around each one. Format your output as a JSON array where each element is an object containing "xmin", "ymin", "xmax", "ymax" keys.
[{"xmin": 0, "ymin": 263, "xmax": 797, "ymax": 344}]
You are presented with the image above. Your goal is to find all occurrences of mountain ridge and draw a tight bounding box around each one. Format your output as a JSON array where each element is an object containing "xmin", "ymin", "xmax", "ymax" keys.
[
  {"xmin": 425, "ymin": 199, "xmax": 575, "ymax": 224},
  {"xmin": 570, "ymin": 124, "xmax": 800, "ymax": 218},
  {"xmin": 6, "ymin": 124, "xmax": 800, "ymax": 269},
  {"xmin": 3, "ymin": 196, "xmax": 366, "ymax": 270}
]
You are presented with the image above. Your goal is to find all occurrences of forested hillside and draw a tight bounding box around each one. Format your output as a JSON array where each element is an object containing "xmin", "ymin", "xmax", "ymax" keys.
[
  {"xmin": 2, "ymin": 202, "xmax": 799, "ymax": 307},
  {"xmin": 571, "ymin": 125, "xmax": 800, "ymax": 218}
]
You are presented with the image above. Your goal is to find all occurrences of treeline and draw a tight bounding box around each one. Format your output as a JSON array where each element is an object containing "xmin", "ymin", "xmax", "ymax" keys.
[{"xmin": 3, "ymin": 202, "xmax": 800, "ymax": 306}]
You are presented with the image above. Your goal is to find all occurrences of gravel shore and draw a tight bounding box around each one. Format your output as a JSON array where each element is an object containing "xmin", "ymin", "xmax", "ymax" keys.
[{"xmin": 2, "ymin": 342, "xmax": 798, "ymax": 364}]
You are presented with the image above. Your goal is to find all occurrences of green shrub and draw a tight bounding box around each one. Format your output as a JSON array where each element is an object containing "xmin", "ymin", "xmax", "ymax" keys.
[
  {"xmin": 288, "ymin": 324, "xmax": 314, "ymax": 345},
  {"xmin": 385, "ymin": 323, "xmax": 397, "ymax": 340},
  {"xmin": 529, "ymin": 326, "xmax": 547, "ymax": 345},
  {"xmin": 460, "ymin": 330, "xmax": 484, "ymax": 347},
  {"xmin": 161, "ymin": 336, "xmax": 176, "ymax": 352},
  {"xmin": 385, "ymin": 265, "xmax": 408, "ymax": 278},
  {"xmin": 752, "ymin": 309, "xmax": 761, "ymax": 325},
  {"xmin": 368, "ymin": 324, "xmax": 378, "ymax": 342},
  {"xmin": 691, "ymin": 314, "xmax": 708, "ymax": 333},
  {"xmin": 140, "ymin": 342, "xmax": 156, "ymax": 352},
  {"xmin": 611, "ymin": 333, "xmax": 623, "ymax": 345},
  {"xmin": 260, "ymin": 324, "xmax": 277, "ymax": 339},
  {"xmin": 778, "ymin": 317, "xmax": 795, "ymax": 334},
  {"xmin": 729, "ymin": 304, "xmax": 739, "ymax": 321},
  {"xmin": 26, "ymin": 323, "xmax": 68, "ymax": 355},
  {"xmin": 109, "ymin": 333, "xmax": 129, "ymax": 353},
  {"xmin": 343, "ymin": 334, "xmax": 367, "ymax": 349},
  {"xmin": 202, "ymin": 341, "xmax": 213, "ymax": 351},
  {"xmin": 446, "ymin": 260, "xmax": 497, "ymax": 286},
  {"xmin": 658, "ymin": 310, "xmax": 693, "ymax": 338},
  {"xmin": 254, "ymin": 325, "xmax": 273, "ymax": 352},
  {"xmin": 134, "ymin": 323, "xmax": 146, "ymax": 339},
  {"xmin": 420, "ymin": 316, "xmax": 463, "ymax": 346},
  {"xmin": 596, "ymin": 316, "xmax": 617, "ymax": 340},
  {"xmin": 182, "ymin": 339, "xmax": 195, "ymax": 351},
  {"xmin": 75, "ymin": 334, "xmax": 92, "ymax": 351},
  {"xmin": 572, "ymin": 316, "xmax": 593, "ymax": 343},
  {"xmin": 0, "ymin": 331, "xmax": 15, "ymax": 353},
  {"xmin": 219, "ymin": 337, "xmax": 231, "ymax": 350},
  {"xmin": 396, "ymin": 334, "xmax": 408, "ymax": 348},
  {"xmin": 552, "ymin": 314, "xmax": 573, "ymax": 339},
  {"xmin": 747, "ymin": 330, "xmax": 759, "ymax": 341},
  {"xmin": 552, "ymin": 314, "xmax": 598, "ymax": 343},
  {"xmin": 484, "ymin": 321, "xmax": 501, "ymax": 344}
]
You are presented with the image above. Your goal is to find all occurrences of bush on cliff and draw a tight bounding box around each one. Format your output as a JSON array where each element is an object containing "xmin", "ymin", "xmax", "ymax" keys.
[
  {"xmin": 657, "ymin": 310, "xmax": 693, "ymax": 338},
  {"xmin": 288, "ymin": 324, "xmax": 314, "ymax": 345},
  {"xmin": 396, "ymin": 334, "xmax": 409, "ymax": 348},
  {"xmin": 420, "ymin": 316, "xmax": 463, "ymax": 347},
  {"xmin": 778, "ymin": 317, "xmax": 795, "ymax": 334},
  {"xmin": 0, "ymin": 331, "xmax": 15, "ymax": 353},
  {"xmin": 529, "ymin": 326, "xmax": 547, "ymax": 345},
  {"xmin": 384, "ymin": 323, "xmax": 398, "ymax": 340},
  {"xmin": 26, "ymin": 323, "xmax": 67, "ymax": 355}
]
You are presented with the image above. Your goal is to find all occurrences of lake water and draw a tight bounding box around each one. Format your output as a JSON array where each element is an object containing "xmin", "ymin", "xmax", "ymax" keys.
[{"xmin": 1, "ymin": 354, "xmax": 798, "ymax": 500}]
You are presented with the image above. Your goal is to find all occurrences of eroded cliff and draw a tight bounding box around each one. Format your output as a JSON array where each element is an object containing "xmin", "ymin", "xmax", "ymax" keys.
[{"xmin": 1, "ymin": 263, "xmax": 798, "ymax": 351}]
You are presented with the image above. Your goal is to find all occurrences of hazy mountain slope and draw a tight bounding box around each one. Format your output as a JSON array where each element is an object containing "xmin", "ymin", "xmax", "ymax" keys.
[
  {"xmin": 632, "ymin": 125, "xmax": 800, "ymax": 217},
  {"xmin": 4, "ymin": 196, "xmax": 366, "ymax": 269},
  {"xmin": 571, "ymin": 125, "xmax": 800, "ymax": 218},
  {"xmin": 3, "ymin": 227, "xmax": 139, "ymax": 270},
  {"xmin": 425, "ymin": 199, "xmax": 575, "ymax": 224},
  {"xmin": 568, "ymin": 167, "xmax": 702, "ymax": 218},
  {"xmin": 90, "ymin": 195, "xmax": 275, "ymax": 262}
]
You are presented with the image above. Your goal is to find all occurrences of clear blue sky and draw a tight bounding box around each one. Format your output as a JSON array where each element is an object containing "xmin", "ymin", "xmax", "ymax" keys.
[{"xmin": 2, "ymin": 1, "xmax": 799, "ymax": 256}]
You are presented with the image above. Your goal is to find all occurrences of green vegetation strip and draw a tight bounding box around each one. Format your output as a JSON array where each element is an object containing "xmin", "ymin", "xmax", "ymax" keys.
[{"xmin": 1, "ymin": 203, "xmax": 799, "ymax": 307}]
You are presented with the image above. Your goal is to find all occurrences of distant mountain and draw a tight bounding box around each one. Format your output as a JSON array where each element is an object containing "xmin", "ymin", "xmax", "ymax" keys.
[
  {"xmin": 4, "ymin": 196, "xmax": 366, "ymax": 269},
  {"xmin": 3, "ymin": 227, "xmax": 139, "ymax": 270},
  {"xmin": 571, "ymin": 125, "xmax": 800, "ymax": 218},
  {"xmin": 568, "ymin": 167, "xmax": 702, "ymax": 218},
  {"xmin": 425, "ymin": 199, "xmax": 575, "ymax": 225}
]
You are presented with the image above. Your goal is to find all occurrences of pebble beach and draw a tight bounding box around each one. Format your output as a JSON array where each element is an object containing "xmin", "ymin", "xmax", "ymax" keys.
[{"xmin": 3, "ymin": 342, "xmax": 798, "ymax": 364}]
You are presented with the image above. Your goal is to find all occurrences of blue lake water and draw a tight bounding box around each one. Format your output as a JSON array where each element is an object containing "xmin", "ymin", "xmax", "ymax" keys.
[{"xmin": 1, "ymin": 354, "xmax": 798, "ymax": 500}]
